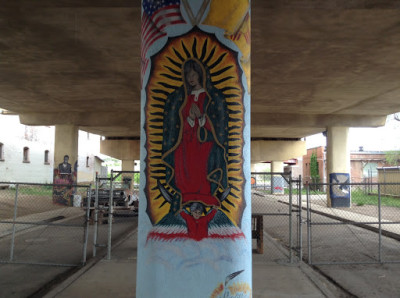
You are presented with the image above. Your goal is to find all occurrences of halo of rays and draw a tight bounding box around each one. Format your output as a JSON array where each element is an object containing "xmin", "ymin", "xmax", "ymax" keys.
[{"xmin": 144, "ymin": 29, "xmax": 246, "ymax": 226}]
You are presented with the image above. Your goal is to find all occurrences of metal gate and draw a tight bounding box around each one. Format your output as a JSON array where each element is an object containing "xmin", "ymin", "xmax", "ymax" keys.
[
  {"xmin": 251, "ymin": 172, "xmax": 303, "ymax": 263},
  {"xmin": 305, "ymin": 182, "xmax": 400, "ymax": 265},
  {"xmin": 90, "ymin": 170, "xmax": 139, "ymax": 259},
  {"xmin": 0, "ymin": 182, "xmax": 91, "ymax": 267}
]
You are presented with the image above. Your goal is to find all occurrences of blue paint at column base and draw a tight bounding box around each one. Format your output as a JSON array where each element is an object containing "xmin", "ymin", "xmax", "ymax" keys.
[{"xmin": 329, "ymin": 173, "xmax": 351, "ymax": 208}]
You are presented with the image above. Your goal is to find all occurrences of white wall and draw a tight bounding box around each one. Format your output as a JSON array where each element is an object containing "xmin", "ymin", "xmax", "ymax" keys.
[
  {"xmin": 77, "ymin": 132, "xmax": 101, "ymax": 183},
  {"xmin": 0, "ymin": 115, "xmax": 54, "ymax": 183},
  {"xmin": 0, "ymin": 114, "xmax": 104, "ymax": 184}
]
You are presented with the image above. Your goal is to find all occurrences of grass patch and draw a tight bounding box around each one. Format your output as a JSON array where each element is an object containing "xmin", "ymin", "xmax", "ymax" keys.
[
  {"xmin": 12, "ymin": 185, "xmax": 53, "ymax": 196},
  {"xmin": 284, "ymin": 188, "xmax": 326, "ymax": 195},
  {"xmin": 261, "ymin": 187, "xmax": 400, "ymax": 208},
  {"xmin": 351, "ymin": 190, "xmax": 400, "ymax": 208}
]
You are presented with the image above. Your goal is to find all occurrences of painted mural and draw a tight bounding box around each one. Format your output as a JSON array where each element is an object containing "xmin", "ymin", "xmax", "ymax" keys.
[
  {"xmin": 145, "ymin": 29, "xmax": 246, "ymax": 242},
  {"xmin": 138, "ymin": 1, "xmax": 251, "ymax": 297},
  {"xmin": 52, "ymin": 154, "xmax": 77, "ymax": 206}
]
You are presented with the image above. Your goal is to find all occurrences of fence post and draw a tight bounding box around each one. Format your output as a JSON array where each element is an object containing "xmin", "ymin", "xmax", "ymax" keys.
[
  {"xmin": 289, "ymin": 174, "xmax": 293, "ymax": 263},
  {"xmin": 298, "ymin": 175, "xmax": 303, "ymax": 263},
  {"xmin": 9, "ymin": 183, "xmax": 19, "ymax": 262},
  {"xmin": 306, "ymin": 182, "xmax": 312, "ymax": 265},
  {"xmin": 107, "ymin": 170, "xmax": 114, "ymax": 260},
  {"xmin": 82, "ymin": 185, "xmax": 91, "ymax": 265},
  {"xmin": 93, "ymin": 173, "xmax": 99, "ymax": 257},
  {"xmin": 378, "ymin": 183, "xmax": 382, "ymax": 263}
]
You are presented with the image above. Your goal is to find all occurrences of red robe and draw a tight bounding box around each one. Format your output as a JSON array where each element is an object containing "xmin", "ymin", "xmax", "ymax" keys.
[
  {"xmin": 174, "ymin": 90, "xmax": 220, "ymax": 206},
  {"xmin": 180, "ymin": 209, "xmax": 217, "ymax": 241}
]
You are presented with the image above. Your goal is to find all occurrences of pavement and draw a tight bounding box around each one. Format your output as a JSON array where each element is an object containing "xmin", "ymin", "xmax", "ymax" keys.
[
  {"xmin": 3, "ymin": 192, "xmax": 400, "ymax": 297},
  {"xmin": 40, "ymin": 228, "xmax": 347, "ymax": 298}
]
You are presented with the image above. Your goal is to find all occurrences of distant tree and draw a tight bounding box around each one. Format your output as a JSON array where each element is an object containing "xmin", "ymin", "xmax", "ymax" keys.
[
  {"xmin": 310, "ymin": 152, "xmax": 320, "ymax": 189},
  {"xmin": 385, "ymin": 151, "xmax": 400, "ymax": 166}
]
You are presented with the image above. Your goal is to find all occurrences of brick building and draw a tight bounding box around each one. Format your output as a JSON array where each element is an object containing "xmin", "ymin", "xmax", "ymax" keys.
[{"xmin": 303, "ymin": 146, "xmax": 389, "ymax": 185}]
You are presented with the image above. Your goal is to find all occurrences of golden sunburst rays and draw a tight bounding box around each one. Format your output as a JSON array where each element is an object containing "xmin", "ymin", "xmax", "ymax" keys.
[{"xmin": 144, "ymin": 29, "xmax": 246, "ymax": 226}]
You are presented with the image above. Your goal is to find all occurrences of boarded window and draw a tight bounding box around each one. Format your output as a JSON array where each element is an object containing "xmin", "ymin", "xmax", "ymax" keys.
[
  {"xmin": 23, "ymin": 147, "xmax": 30, "ymax": 163},
  {"xmin": 44, "ymin": 150, "xmax": 50, "ymax": 164},
  {"xmin": 0, "ymin": 143, "xmax": 4, "ymax": 160}
]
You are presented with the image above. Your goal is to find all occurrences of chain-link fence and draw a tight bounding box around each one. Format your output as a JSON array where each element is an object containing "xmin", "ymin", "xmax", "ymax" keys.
[
  {"xmin": 89, "ymin": 171, "xmax": 139, "ymax": 260},
  {"xmin": 305, "ymin": 182, "xmax": 400, "ymax": 265},
  {"xmin": 0, "ymin": 182, "xmax": 91, "ymax": 267},
  {"xmin": 251, "ymin": 172, "xmax": 302, "ymax": 264}
]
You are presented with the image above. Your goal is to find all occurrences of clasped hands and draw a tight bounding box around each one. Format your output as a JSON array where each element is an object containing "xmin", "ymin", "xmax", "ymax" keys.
[{"xmin": 189, "ymin": 103, "xmax": 202, "ymax": 120}]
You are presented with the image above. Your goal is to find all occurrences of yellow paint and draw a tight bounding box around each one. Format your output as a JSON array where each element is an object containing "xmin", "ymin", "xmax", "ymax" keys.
[
  {"xmin": 203, "ymin": 0, "xmax": 249, "ymax": 35},
  {"xmin": 203, "ymin": 2, "xmax": 250, "ymax": 93},
  {"xmin": 228, "ymin": 282, "xmax": 252, "ymax": 296}
]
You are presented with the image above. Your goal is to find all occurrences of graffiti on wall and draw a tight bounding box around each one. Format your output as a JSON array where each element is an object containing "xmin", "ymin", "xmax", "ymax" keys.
[{"xmin": 53, "ymin": 154, "xmax": 77, "ymax": 206}]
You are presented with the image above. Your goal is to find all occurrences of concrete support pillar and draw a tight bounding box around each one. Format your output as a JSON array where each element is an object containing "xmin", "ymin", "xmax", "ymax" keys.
[
  {"xmin": 53, "ymin": 125, "xmax": 79, "ymax": 206},
  {"xmin": 326, "ymin": 127, "xmax": 351, "ymax": 207},
  {"xmin": 121, "ymin": 159, "xmax": 135, "ymax": 190},
  {"xmin": 137, "ymin": 1, "xmax": 252, "ymax": 296},
  {"xmin": 271, "ymin": 161, "xmax": 285, "ymax": 195}
]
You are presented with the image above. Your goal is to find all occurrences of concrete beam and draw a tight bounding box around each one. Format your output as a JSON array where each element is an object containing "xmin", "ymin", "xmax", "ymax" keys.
[
  {"xmin": 19, "ymin": 112, "xmax": 140, "ymax": 127},
  {"xmin": 251, "ymin": 140, "xmax": 306, "ymax": 163},
  {"xmin": 100, "ymin": 139, "xmax": 140, "ymax": 161},
  {"xmin": 252, "ymin": 113, "xmax": 387, "ymax": 128}
]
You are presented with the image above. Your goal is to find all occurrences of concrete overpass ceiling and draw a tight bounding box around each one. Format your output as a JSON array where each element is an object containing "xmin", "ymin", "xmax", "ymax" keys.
[{"xmin": 1, "ymin": 0, "xmax": 400, "ymax": 139}]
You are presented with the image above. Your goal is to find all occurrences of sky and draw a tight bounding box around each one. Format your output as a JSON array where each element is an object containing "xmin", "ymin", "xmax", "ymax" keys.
[{"xmin": 306, "ymin": 114, "xmax": 400, "ymax": 151}]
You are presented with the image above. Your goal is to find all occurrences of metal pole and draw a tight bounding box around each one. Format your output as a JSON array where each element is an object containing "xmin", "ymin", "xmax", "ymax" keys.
[
  {"xmin": 82, "ymin": 185, "xmax": 91, "ymax": 265},
  {"xmin": 378, "ymin": 183, "xmax": 382, "ymax": 263},
  {"xmin": 264, "ymin": 173, "xmax": 266, "ymax": 191},
  {"xmin": 9, "ymin": 184, "xmax": 19, "ymax": 262},
  {"xmin": 306, "ymin": 182, "xmax": 311, "ymax": 264},
  {"xmin": 270, "ymin": 173, "xmax": 272, "ymax": 194},
  {"xmin": 93, "ymin": 173, "xmax": 99, "ymax": 257},
  {"xmin": 383, "ymin": 168, "xmax": 386, "ymax": 195},
  {"xmin": 289, "ymin": 174, "xmax": 293, "ymax": 263},
  {"xmin": 298, "ymin": 175, "xmax": 303, "ymax": 262},
  {"xmin": 107, "ymin": 170, "xmax": 114, "ymax": 260}
]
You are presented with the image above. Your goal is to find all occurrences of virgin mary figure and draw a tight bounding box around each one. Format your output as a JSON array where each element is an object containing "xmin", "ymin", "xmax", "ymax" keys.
[{"xmin": 161, "ymin": 59, "xmax": 229, "ymax": 212}]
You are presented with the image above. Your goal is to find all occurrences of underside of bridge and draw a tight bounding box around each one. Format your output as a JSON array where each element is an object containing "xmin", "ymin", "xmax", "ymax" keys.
[{"xmin": 1, "ymin": 1, "xmax": 399, "ymax": 141}]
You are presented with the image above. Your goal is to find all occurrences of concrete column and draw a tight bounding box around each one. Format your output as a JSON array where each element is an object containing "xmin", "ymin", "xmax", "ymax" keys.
[
  {"xmin": 326, "ymin": 127, "xmax": 351, "ymax": 207},
  {"xmin": 121, "ymin": 159, "xmax": 135, "ymax": 190},
  {"xmin": 271, "ymin": 161, "xmax": 285, "ymax": 195},
  {"xmin": 53, "ymin": 125, "xmax": 79, "ymax": 206},
  {"xmin": 137, "ymin": 1, "xmax": 252, "ymax": 297}
]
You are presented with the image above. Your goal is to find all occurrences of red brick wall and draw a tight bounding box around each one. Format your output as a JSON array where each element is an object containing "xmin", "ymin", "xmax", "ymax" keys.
[{"xmin": 303, "ymin": 146, "xmax": 325, "ymax": 184}]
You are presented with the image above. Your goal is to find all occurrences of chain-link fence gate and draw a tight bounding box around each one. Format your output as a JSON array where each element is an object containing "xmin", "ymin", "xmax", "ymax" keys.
[
  {"xmin": 0, "ymin": 182, "xmax": 91, "ymax": 267},
  {"xmin": 251, "ymin": 172, "xmax": 302, "ymax": 264},
  {"xmin": 305, "ymin": 182, "xmax": 400, "ymax": 265},
  {"xmin": 89, "ymin": 170, "xmax": 139, "ymax": 260}
]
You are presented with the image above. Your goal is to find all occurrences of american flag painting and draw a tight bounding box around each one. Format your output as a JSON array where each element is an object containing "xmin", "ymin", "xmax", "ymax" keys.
[
  {"xmin": 143, "ymin": 0, "xmax": 185, "ymax": 31},
  {"xmin": 141, "ymin": 0, "xmax": 186, "ymax": 86}
]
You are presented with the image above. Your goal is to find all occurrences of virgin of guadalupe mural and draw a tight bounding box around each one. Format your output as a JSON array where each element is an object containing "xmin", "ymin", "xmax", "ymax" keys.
[
  {"xmin": 162, "ymin": 58, "xmax": 230, "ymax": 208},
  {"xmin": 145, "ymin": 28, "xmax": 246, "ymax": 242}
]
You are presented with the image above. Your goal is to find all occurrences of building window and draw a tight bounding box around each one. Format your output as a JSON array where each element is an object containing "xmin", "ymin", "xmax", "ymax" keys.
[
  {"xmin": 44, "ymin": 150, "xmax": 50, "ymax": 164},
  {"xmin": 0, "ymin": 143, "xmax": 4, "ymax": 161},
  {"xmin": 23, "ymin": 147, "xmax": 30, "ymax": 163},
  {"xmin": 86, "ymin": 156, "xmax": 90, "ymax": 167},
  {"xmin": 363, "ymin": 162, "xmax": 378, "ymax": 178}
]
